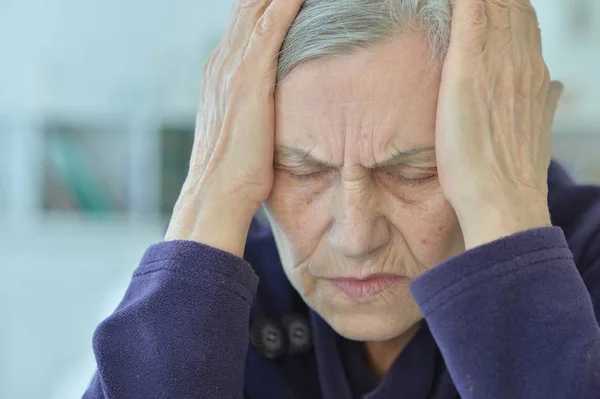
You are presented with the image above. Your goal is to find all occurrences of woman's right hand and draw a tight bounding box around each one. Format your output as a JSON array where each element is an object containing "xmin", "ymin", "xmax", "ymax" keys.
[{"xmin": 165, "ymin": 0, "xmax": 304, "ymax": 256}]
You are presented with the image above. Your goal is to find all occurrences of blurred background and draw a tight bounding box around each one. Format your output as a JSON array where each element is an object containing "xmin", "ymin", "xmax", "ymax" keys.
[{"xmin": 0, "ymin": 0, "xmax": 599, "ymax": 398}]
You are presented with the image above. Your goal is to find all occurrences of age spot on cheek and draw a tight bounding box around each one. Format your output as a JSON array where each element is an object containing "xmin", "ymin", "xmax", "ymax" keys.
[{"xmin": 434, "ymin": 223, "xmax": 456, "ymax": 240}]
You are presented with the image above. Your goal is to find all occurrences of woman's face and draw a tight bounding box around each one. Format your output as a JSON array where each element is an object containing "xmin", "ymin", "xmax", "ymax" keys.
[{"xmin": 265, "ymin": 32, "xmax": 465, "ymax": 342}]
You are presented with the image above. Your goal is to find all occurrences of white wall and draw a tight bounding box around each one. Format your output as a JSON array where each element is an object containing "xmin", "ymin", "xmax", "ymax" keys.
[
  {"xmin": 0, "ymin": 0, "xmax": 230, "ymax": 116},
  {"xmin": 534, "ymin": 0, "xmax": 600, "ymax": 134}
]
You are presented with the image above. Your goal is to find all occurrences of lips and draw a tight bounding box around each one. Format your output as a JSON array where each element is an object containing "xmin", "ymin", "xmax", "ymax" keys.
[{"xmin": 330, "ymin": 275, "xmax": 404, "ymax": 301}]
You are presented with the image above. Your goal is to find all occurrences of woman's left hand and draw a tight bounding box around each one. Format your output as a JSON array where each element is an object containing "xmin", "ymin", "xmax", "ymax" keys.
[{"xmin": 436, "ymin": 0, "xmax": 563, "ymax": 250}]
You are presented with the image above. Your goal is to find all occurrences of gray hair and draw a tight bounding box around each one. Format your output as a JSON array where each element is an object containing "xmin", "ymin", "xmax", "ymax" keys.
[{"xmin": 276, "ymin": 0, "xmax": 452, "ymax": 85}]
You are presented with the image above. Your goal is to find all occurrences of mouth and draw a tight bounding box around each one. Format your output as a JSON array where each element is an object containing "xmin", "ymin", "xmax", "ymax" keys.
[{"xmin": 329, "ymin": 274, "xmax": 406, "ymax": 302}]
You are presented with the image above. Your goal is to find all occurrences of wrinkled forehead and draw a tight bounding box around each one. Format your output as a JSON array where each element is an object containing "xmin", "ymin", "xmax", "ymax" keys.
[{"xmin": 274, "ymin": 32, "xmax": 442, "ymax": 154}]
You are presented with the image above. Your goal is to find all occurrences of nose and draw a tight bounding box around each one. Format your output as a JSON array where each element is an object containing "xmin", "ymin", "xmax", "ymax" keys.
[{"xmin": 328, "ymin": 180, "xmax": 390, "ymax": 260}]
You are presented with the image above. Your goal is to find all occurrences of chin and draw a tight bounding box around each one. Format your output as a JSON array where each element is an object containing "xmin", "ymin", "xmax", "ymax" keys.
[{"xmin": 313, "ymin": 293, "xmax": 424, "ymax": 342}]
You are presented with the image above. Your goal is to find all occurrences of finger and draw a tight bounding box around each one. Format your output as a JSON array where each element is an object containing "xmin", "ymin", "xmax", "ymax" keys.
[
  {"xmin": 485, "ymin": 0, "xmax": 511, "ymax": 47},
  {"xmin": 224, "ymin": 0, "xmax": 273, "ymax": 52},
  {"xmin": 541, "ymin": 80, "xmax": 563, "ymax": 161},
  {"xmin": 541, "ymin": 80, "xmax": 563, "ymax": 131},
  {"xmin": 449, "ymin": 0, "xmax": 487, "ymax": 55},
  {"xmin": 245, "ymin": 0, "xmax": 305, "ymax": 62},
  {"xmin": 510, "ymin": 0, "xmax": 542, "ymax": 51},
  {"xmin": 538, "ymin": 81, "xmax": 562, "ymax": 169}
]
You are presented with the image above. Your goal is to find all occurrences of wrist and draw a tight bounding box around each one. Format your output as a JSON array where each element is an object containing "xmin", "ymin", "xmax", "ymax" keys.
[
  {"xmin": 165, "ymin": 192, "xmax": 258, "ymax": 257},
  {"xmin": 458, "ymin": 202, "xmax": 552, "ymax": 250}
]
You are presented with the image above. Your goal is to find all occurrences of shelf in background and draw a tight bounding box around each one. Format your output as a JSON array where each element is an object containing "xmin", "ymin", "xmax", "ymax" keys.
[
  {"xmin": 160, "ymin": 124, "xmax": 194, "ymax": 215},
  {"xmin": 42, "ymin": 121, "xmax": 129, "ymax": 215}
]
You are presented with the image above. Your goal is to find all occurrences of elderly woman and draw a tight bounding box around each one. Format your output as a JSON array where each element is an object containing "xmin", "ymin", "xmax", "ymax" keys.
[{"xmin": 84, "ymin": 0, "xmax": 600, "ymax": 398}]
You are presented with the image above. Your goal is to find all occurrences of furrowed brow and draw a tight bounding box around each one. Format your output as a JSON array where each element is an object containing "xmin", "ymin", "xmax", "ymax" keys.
[
  {"xmin": 372, "ymin": 147, "xmax": 435, "ymax": 168},
  {"xmin": 274, "ymin": 145, "xmax": 435, "ymax": 168},
  {"xmin": 274, "ymin": 146, "xmax": 339, "ymax": 168}
]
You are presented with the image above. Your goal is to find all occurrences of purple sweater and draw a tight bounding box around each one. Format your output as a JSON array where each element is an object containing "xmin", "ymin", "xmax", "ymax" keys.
[{"xmin": 83, "ymin": 161, "xmax": 600, "ymax": 399}]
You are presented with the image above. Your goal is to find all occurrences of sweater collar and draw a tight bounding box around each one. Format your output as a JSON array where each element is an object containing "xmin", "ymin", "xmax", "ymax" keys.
[{"xmin": 310, "ymin": 309, "xmax": 452, "ymax": 399}]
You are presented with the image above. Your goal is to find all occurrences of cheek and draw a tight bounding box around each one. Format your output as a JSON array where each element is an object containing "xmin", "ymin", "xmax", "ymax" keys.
[
  {"xmin": 393, "ymin": 195, "xmax": 464, "ymax": 267},
  {"xmin": 264, "ymin": 176, "xmax": 331, "ymax": 259}
]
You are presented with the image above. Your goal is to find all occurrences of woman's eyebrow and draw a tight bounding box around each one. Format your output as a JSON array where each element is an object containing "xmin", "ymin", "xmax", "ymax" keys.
[
  {"xmin": 274, "ymin": 146, "xmax": 339, "ymax": 168},
  {"xmin": 372, "ymin": 147, "xmax": 436, "ymax": 168},
  {"xmin": 274, "ymin": 145, "xmax": 435, "ymax": 168}
]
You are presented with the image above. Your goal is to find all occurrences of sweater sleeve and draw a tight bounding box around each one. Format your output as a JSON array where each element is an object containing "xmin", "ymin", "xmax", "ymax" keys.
[
  {"xmin": 410, "ymin": 227, "xmax": 600, "ymax": 399},
  {"xmin": 82, "ymin": 240, "xmax": 259, "ymax": 399}
]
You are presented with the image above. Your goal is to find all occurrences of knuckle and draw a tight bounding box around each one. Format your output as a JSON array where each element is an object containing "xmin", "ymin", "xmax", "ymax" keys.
[
  {"xmin": 489, "ymin": 0, "xmax": 510, "ymax": 11},
  {"xmin": 513, "ymin": 0, "xmax": 535, "ymax": 13},
  {"xmin": 468, "ymin": 1, "xmax": 488, "ymax": 25},
  {"xmin": 256, "ymin": 9, "xmax": 275, "ymax": 35},
  {"xmin": 241, "ymin": 44, "xmax": 258, "ymax": 64},
  {"xmin": 203, "ymin": 53, "xmax": 217, "ymax": 77}
]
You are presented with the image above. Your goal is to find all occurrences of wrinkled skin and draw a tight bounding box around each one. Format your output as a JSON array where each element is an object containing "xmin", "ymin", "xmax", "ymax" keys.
[{"xmin": 265, "ymin": 32, "xmax": 464, "ymax": 343}]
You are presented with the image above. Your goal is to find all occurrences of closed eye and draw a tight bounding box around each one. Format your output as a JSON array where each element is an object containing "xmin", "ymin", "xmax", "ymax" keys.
[
  {"xmin": 381, "ymin": 167, "xmax": 437, "ymax": 186},
  {"xmin": 280, "ymin": 164, "xmax": 436, "ymax": 186},
  {"xmin": 288, "ymin": 170, "xmax": 331, "ymax": 182}
]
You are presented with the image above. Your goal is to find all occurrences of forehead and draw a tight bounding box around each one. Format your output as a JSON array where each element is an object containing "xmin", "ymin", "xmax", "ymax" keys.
[{"xmin": 274, "ymin": 32, "xmax": 442, "ymax": 157}]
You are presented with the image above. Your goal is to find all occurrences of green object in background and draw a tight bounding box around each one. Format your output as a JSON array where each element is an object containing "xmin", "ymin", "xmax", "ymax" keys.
[
  {"xmin": 47, "ymin": 131, "xmax": 117, "ymax": 213},
  {"xmin": 160, "ymin": 126, "xmax": 194, "ymax": 216}
]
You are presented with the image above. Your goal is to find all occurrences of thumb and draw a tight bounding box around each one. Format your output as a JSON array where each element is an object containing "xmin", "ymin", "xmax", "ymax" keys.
[
  {"xmin": 540, "ymin": 81, "xmax": 564, "ymax": 167},
  {"xmin": 542, "ymin": 81, "xmax": 564, "ymax": 135}
]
